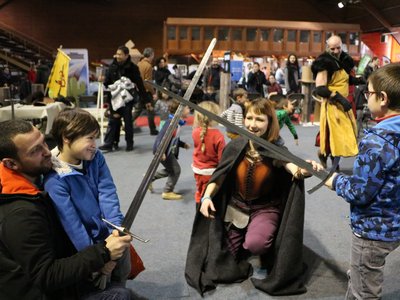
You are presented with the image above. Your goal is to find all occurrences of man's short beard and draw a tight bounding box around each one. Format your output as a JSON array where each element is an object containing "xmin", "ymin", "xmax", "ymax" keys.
[
  {"xmin": 23, "ymin": 163, "xmax": 53, "ymax": 178},
  {"xmin": 329, "ymin": 51, "xmax": 341, "ymax": 59}
]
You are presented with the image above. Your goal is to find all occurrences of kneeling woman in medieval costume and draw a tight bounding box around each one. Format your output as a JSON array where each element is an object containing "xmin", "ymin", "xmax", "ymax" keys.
[{"xmin": 185, "ymin": 98, "xmax": 322, "ymax": 296}]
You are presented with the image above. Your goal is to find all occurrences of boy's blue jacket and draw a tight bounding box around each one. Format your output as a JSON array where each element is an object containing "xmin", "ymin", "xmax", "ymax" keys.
[
  {"xmin": 333, "ymin": 115, "xmax": 400, "ymax": 241},
  {"xmin": 44, "ymin": 150, "xmax": 124, "ymax": 251},
  {"xmin": 153, "ymin": 118, "xmax": 186, "ymax": 158}
]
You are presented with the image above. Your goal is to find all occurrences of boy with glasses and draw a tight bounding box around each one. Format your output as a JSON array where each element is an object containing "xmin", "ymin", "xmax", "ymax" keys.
[{"xmin": 325, "ymin": 63, "xmax": 400, "ymax": 299}]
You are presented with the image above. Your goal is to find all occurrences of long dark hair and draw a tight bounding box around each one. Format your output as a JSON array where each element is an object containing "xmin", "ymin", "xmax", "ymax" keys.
[
  {"xmin": 286, "ymin": 54, "xmax": 300, "ymax": 93},
  {"xmin": 286, "ymin": 53, "xmax": 299, "ymax": 70}
]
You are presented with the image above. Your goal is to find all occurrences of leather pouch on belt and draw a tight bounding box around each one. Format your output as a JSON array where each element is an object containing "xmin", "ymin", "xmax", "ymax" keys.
[{"xmin": 224, "ymin": 204, "xmax": 250, "ymax": 229}]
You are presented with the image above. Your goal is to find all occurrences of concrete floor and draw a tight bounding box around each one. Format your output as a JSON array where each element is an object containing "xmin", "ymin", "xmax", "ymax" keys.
[{"xmin": 102, "ymin": 122, "xmax": 400, "ymax": 300}]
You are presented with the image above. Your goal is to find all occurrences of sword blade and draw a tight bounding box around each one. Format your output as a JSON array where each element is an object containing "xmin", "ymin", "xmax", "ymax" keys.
[
  {"xmin": 147, "ymin": 81, "xmax": 329, "ymax": 182},
  {"xmin": 121, "ymin": 38, "xmax": 217, "ymax": 230}
]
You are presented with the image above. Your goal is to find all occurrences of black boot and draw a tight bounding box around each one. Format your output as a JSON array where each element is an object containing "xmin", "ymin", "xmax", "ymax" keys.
[
  {"xmin": 318, "ymin": 150, "xmax": 327, "ymax": 168},
  {"xmin": 330, "ymin": 156, "xmax": 340, "ymax": 171},
  {"xmin": 126, "ymin": 143, "xmax": 134, "ymax": 152},
  {"xmin": 99, "ymin": 144, "xmax": 113, "ymax": 152}
]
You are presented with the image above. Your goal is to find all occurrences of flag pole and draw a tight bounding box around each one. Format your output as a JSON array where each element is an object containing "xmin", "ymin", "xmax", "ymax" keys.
[
  {"xmin": 44, "ymin": 46, "xmax": 62, "ymax": 97},
  {"xmin": 96, "ymin": 65, "xmax": 105, "ymax": 143}
]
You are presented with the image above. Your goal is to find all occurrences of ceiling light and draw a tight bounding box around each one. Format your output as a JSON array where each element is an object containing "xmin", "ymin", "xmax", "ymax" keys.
[{"xmin": 338, "ymin": 0, "xmax": 360, "ymax": 8}]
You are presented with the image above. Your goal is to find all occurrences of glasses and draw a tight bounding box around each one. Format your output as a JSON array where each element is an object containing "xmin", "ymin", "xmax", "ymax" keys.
[
  {"xmin": 329, "ymin": 46, "xmax": 341, "ymax": 51},
  {"xmin": 364, "ymin": 91, "xmax": 378, "ymax": 100}
]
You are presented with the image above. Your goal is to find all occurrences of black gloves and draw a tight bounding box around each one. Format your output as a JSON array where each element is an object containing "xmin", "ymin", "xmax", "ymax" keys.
[
  {"xmin": 331, "ymin": 92, "xmax": 352, "ymax": 112},
  {"xmin": 314, "ymin": 86, "xmax": 332, "ymax": 98},
  {"xmin": 314, "ymin": 86, "xmax": 352, "ymax": 112},
  {"xmin": 349, "ymin": 76, "xmax": 366, "ymax": 86}
]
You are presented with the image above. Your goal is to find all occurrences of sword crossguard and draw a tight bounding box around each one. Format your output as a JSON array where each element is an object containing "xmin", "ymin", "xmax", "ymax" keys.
[
  {"xmin": 102, "ymin": 218, "xmax": 150, "ymax": 243},
  {"xmin": 307, "ymin": 156, "xmax": 340, "ymax": 194}
]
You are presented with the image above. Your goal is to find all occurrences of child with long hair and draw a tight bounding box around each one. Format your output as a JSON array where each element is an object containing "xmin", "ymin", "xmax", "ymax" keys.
[{"xmin": 192, "ymin": 101, "xmax": 225, "ymax": 207}]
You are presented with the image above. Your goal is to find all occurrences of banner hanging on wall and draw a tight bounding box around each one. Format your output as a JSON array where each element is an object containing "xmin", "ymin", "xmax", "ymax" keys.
[
  {"xmin": 63, "ymin": 48, "xmax": 90, "ymax": 98},
  {"xmin": 356, "ymin": 54, "xmax": 371, "ymax": 75},
  {"xmin": 230, "ymin": 60, "xmax": 243, "ymax": 82}
]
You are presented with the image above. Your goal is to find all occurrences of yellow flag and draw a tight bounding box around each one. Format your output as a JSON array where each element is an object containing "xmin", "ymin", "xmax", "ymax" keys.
[{"xmin": 46, "ymin": 49, "xmax": 70, "ymax": 98}]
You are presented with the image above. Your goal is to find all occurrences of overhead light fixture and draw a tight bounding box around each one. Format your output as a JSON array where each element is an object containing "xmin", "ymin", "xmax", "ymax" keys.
[{"xmin": 338, "ymin": 0, "xmax": 360, "ymax": 8}]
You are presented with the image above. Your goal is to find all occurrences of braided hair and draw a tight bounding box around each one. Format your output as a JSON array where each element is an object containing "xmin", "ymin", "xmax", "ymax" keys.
[{"xmin": 193, "ymin": 101, "xmax": 220, "ymax": 153}]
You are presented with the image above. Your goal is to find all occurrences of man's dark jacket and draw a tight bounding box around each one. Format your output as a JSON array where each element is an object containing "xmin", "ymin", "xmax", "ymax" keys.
[
  {"xmin": 0, "ymin": 176, "xmax": 110, "ymax": 300},
  {"xmin": 247, "ymin": 71, "xmax": 269, "ymax": 95},
  {"xmin": 185, "ymin": 138, "xmax": 307, "ymax": 296},
  {"xmin": 104, "ymin": 56, "xmax": 150, "ymax": 110},
  {"xmin": 204, "ymin": 65, "xmax": 222, "ymax": 90},
  {"xmin": 311, "ymin": 51, "xmax": 354, "ymax": 83},
  {"xmin": 154, "ymin": 67, "xmax": 171, "ymax": 87}
]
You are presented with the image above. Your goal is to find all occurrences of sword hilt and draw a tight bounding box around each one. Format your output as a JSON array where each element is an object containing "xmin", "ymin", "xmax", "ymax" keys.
[{"xmin": 102, "ymin": 218, "xmax": 150, "ymax": 243}]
